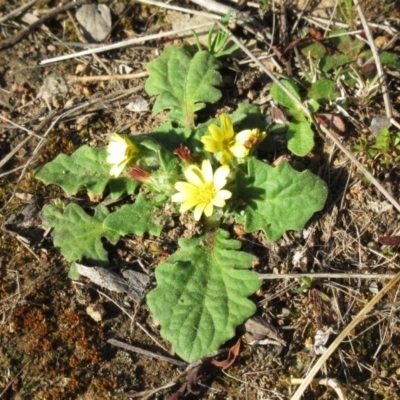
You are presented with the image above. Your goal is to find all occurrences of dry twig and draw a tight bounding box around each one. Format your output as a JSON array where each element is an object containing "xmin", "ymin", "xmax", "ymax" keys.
[
  {"xmin": 290, "ymin": 271, "xmax": 400, "ymax": 400},
  {"xmin": 353, "ymin": 0, "xmax": 392, "ymax": 119},
  {"xmin": 258, "ymin": 272, "xmax": 397, "ymax": 280},
  {"xmin": 291, "ymin": 378, "xmax": 347, "ymax": 400},
  {"xmin": 107, "ymin": 338, "xmax": 187, "ymax": 368},
  {"xmin": 39, "ymin": 22, "xmax": 214, "ymax": 65},
  {"xmin": 0, "ymin": 0, "xmax": 39, "ymax": 24},
  {"xmin": 0, "ymin": 0, "xmax": 87, "ymax": 50}
]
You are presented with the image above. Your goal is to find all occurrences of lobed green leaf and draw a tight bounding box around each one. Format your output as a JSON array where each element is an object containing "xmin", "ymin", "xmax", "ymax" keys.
[
  {"xmin": 236, "ymin": 159, "xmax": 328, "ymax": 241},
  {"xmin": 104, "ymin": 193, "xmax": 166, "ymax": 236},
  {"xmin": 145, "ymin": 45, "xmax": 223, "ymax": 127},
  {"xmin": 34, "ymin": 146, "xmax": 110, "ymax": 196},
  {"xmin": 147, "ymin": 229, "xmax": 261, "ymax": 363},
  {"xmin": 41, "ymin": 203, "xmax": 117, "ymax": 266}
]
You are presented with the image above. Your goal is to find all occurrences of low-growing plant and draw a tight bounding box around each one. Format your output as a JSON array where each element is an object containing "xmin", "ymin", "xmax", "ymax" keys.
[
  {"xmin": 294, "ymin": 276, "xmax": 330, "ymax": 302},
  {"xmin": 270, "ymin": 28, "xmax": 400, "ymax": 157},
  {"xmin": 353, "ymin": 127, "xmax": 400, "ymax": 167},
  {"xmin": 34, "ymin": 42, "xmax": 328, "ymax": 363},
  {"xmin": 192, "ymin": 10, "xmax": 240, "ymax": 58}
]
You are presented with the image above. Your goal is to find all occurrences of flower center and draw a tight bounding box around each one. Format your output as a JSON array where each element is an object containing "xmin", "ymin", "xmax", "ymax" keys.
[
  {"xmin": 223, "ymin": 138, "xmax": 236, "ymax": 149},
  {"xmin": 198, "ymin": 183, "xmax": 216, "ymax": 203}
]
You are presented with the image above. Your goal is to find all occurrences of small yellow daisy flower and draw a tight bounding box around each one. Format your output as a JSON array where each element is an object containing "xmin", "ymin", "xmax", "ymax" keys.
[
  {"xmin": 201, "ymin": 114, "xmax": 248, "ymax": 165},
  {"xmin": 106, "ymin": 133, "xmax": 139, "ymax": 177},
  {"xmin": 235, "ymin": 128, "xmax": 267, "ymax": 149},
  {"xmin": 172, "ymin": 160, "xmax": 232, "ymax": 221}
]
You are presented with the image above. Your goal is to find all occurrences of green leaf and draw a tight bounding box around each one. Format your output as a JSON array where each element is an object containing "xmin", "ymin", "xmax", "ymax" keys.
[
  {"xmin": 147, "ymin": 229, "xmax": 261, "ymax": 363},
  {"xmin": 104, "ymin": 193, "xmax": 166, "ymax": 236},
  {"xmin": 270, "ymin": 79, "xmax": 302, "ymax": 112},
  {"xmin": 307, "ymin": 99, "xmax": 320, "ymax": 113},
  {"xmin": 108, "ymin": 178, "xmax": 139, "ymax": 199},
  {"xmin": 34, "ymin": 146, "xmax": 110, "ymax": 196},
  {"xmin": 150, "ymin": 121, "xmax": 193, "ymax": 152},
  {"xmin": 308, "ymin": 78, "xmax": 337, "ymax": 102},
  {"xmin": 373, "ymin": 127, "xmax": 391, "ymax": 153},
  {"xmin": 145, "ymin": 45, "xmax": 223, "ymax": 128},
  {"xmin": 69, "ymin": 262, "xmax": 81, "ymax": 280},
  {"xmin": 236, "ymin": 159, "xmax": 328, "ymax": 241},
  {"xmin": 359, "ymin": 50, "xmax": 400, "ymax": 69},
  {"xmin": 287, "ymin": 120, "xmax": 314, "ymax": 156},
  {"xmin": 320, "ymin": 54, "xmax": 352, "ymax": 72},
  {"xmin": 329, "ymin": 29, "xmax": 365, "ymax": 57},
  {"xmin": 41, "ymin": 203, "xmax": 119, "ymax": 266},
  {"xmin": 301, "ymin": 42, "xmax": 327, "ymax": 58}
]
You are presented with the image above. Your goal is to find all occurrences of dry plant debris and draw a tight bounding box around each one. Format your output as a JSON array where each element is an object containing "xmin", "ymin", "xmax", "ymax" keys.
[{"xmin": 1, "ymin": 0, "xmax": 400, "ymax": 399}]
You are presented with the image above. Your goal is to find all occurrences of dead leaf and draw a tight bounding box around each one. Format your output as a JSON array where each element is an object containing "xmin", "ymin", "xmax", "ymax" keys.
[
  {"xmin": 211, "ymin": 339, "xmax": 241, "ymax": 370},
  {"xmin": 75, "ymin": 4, "xmax": 111, "ymax": 43},
  {"xmin": 379, "ymin": 236, "xmax": 400, "ymax": 246},
  {"xmin": 241, "ymin": 316, "xmax": 286, "ymax": 346},
  {"xmin": 76, "ymin": 263, "xmax": 149, "ymax": 302},
  {"xmin": 167, "ymin": 363, "xmax": 207, "ymax": 400}
]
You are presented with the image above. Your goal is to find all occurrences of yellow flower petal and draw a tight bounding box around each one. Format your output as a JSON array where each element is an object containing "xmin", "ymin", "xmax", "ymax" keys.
[
  {"xmin": 180, "ymin": 197, "xmax": 201, "ymax": 213},
  {"xmin": 194, "ymin": 202, "xmax": 208, "ymax": 220},
  {"xmin": 217, "ymin": 189, "xmax": 232, "ymax": 200},
  {"xmin": 235, "ymin": 129, "xmax": 252, "ymax": 143},
  {"xmin": 220, "ymin": 114, "xmax": 234, "ymax": 139},
  {"xmin": 172, "ymin": 160, "xmax": 232, "ymax": 220},
  {"xmin": 106, "ymin": 133, "xmax": 138, "ymax": 177},
  {"xmin": 201, "ymin": 135, "xmax": 223, "ymax": 153},
  {"xmin": 172, "ymin": 192, "xmax": 190, "ymax": 202},
  {"xmin": 219, "ymin": 150, "xmax": 233, "ymax": 165},
  {"xmin": 213, "ymin": 165, "xmax": 230, "ymax": 190},
  {"xmin": 212, "ymin": 196, "xmax": 226, "ymax": 207},
  {"xmin": 175, "ymin": 182, "xmax": 198, "ymax": 196},
  {"xmin": 236, "ymin": 128, "xmax": 267, "ymax": 148},
  {"xmin": 229, "ymin": 142, "xmax": 249, "ymax": 158},
  {"xmin": 203, "ymin": 202, "xmax": 214, "ymax": 217},
  {"xmin": 208, "ymin": 124, "xmax": 225, "ymax": 142},
  {"xmin": 109, "ymin": 162, "xmax": 126, "ymax": 177},
  {"xmin": 185, "ymin": 166, "xmax": 205, "ymax": 187},
  {"xmin": 201, "ymin": 160, "xmax": 213, "ymax": 183}
]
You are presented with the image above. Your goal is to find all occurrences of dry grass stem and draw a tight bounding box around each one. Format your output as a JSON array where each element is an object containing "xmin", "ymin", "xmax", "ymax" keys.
[
  {"xmin": 258, "ymin": 272, "xmax": 397, "ymax": 280},
  {"xmin": 39, "ymin": 22, "xmax": 215, "ymax": 65},
  {"xmin": 353, "ymin": 0, "xmax": 392, "ymax": 119},
  {"xmin": 107, "ymin": 339, "xmax": 188, "ymax": 368},
  {"xmin": 137, "ymin": 0, "xmax": 221, "ymax": 20},
  {"xmin": 0, "ymin": 0, "xmax": 87, "ymax": 50},
  {"xmin": 291, "ymin": 378, "xmax": 347, "ymax": 400},
  {"xmin": 0, "ymin": 0, "xmax": 39, "ymax": 24},
  {"xmin": 67, "ymin": 72, "xmax": 149, "ymax": 83},
  {"xmin": 291, "ymin": 272, "xmax": 400, "ymax": 400}
]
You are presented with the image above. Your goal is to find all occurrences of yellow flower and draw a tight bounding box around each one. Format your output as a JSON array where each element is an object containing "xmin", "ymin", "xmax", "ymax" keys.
[
  {"xmin": 106, "ymin": 133, "xmax": 138, "ymax": 177},
  {"xmin": 201, "ymin": 114, "xmax": 249, "ymax": 165},
  {"xmin": 235, "ymin": 128, "xmax": 267, "ymax": 149},
  {"xmin": 172, "ymin": 160, "xmax": 232, "ymax": 221}
]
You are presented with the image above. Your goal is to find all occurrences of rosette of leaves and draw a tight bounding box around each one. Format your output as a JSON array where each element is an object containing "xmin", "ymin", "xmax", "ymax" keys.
[{"xmin": 34, "ymin": 44, "xmax": 329, "ymax": 365}]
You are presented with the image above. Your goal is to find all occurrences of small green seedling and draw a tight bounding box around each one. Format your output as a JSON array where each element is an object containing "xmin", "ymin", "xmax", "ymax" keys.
[
  {"xmin": 353, "ymin": 127, "xmax": 400, "ymax": 167},
  {"xmin": 295, "ymin": 276, "xmax": 330, "ymax": 302},
  {"xmin": 192, "ymin": 11, "xmax": 240, "ymax": 58}
]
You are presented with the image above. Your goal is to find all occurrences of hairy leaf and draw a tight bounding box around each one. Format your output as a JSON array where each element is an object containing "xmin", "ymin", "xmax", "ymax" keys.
[
  {"xmin": 147, "ymin": 229, "xmax": 261, "ymax": 363},
  {"xmin": 41, "ymin": 203, "xmax": 116, "ymax": 266},
  {"xmin": 104, "ymin": 193, "xmax": 166, "ymax": 236},
  {"xmin": 236, "ymin": 159, "xmax": 328, "ymax": 241},
  {"xmin": 34, "ymin": 146, "xmax": 110, "ymax": 196},
  {"xmin": 308, "ymin": 78, "xmax": 338, "ymax": 102},
  {"xmin": 270, "ymin": 79, "xmax": 301, "ymax": 112},
  {"xmin": 145, "ymin": 45, "xmax": 223, "ymax": 127},
  {"xmin": 287, "ymin": 120, "xmax": 315, "ymax": 156}
]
